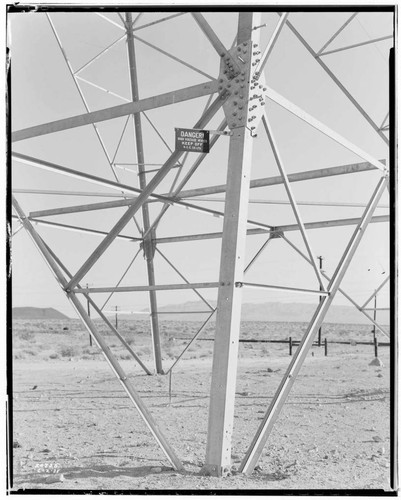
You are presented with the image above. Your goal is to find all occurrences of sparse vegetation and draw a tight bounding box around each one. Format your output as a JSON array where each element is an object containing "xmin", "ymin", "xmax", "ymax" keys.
[{"xmin": 11, "ymin": 318, "xmax": 379, "ymax": 363}]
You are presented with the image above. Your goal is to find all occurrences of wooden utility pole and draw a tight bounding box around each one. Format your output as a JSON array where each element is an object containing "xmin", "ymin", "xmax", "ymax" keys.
[{"xmin": 372, "ymin": 292, "xmax": 377, "ymax": 341}]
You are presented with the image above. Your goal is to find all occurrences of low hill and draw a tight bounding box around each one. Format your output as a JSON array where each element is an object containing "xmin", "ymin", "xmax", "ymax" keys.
[{"xmin": 12, "ymin": 307, "xmax": 70, "ymax": 320}]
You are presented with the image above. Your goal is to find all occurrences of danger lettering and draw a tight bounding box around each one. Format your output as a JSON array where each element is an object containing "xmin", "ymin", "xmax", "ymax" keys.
[{"xmin": 175, "ymin": 128, "xmax": 210, "ymax": 153}]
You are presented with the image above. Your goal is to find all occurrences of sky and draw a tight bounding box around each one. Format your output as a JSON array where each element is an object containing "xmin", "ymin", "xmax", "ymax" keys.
[{"xmin": 9, "ymin": 8, "xmax": 393, "ymax": 320}]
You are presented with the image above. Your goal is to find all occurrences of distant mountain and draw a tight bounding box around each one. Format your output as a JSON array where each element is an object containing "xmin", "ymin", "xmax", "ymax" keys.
[
  {"xmin": 113, "ymin": 301, "xmax": 389, "ymax": 325},
  {"xmin": 239, "ymin": 302, "xmax": 389, "ymax": 325},
  {"xmin": 12, "ymin": 307, "xmax": 70, "ymax": 320}
]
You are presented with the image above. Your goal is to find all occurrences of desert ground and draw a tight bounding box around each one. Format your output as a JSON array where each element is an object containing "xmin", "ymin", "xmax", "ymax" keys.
[{"xmin": 10, "ymin": 318, "xmax": 392, "ymax": 493}]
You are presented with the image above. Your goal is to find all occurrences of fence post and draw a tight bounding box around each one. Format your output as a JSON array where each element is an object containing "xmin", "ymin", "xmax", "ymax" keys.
[
  {"xmin": 169, "ymin": 370, "xmax": 173, "ymax": 405},
  {"xmin": 289, "ymin": 337, "xmax": 292, "ymax": 356},
  {"xmin": 324, "ymin": 338, "xmax": 328, "ymax": 357},
  {"xmin": 374, "ymin": 336, "xmax": 378, "ymax": 358}
]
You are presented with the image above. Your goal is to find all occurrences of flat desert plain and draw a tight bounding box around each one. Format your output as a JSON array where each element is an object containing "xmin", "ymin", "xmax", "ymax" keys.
[{"xmin": 10, "ymin": 319, "xmax": 392, "ymax": 492}]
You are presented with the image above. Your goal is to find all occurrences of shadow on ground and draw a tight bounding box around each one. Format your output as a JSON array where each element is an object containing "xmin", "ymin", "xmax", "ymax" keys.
[{"xmin": 14, "ymin": 464, "xmax": 176, "ymax": 484}]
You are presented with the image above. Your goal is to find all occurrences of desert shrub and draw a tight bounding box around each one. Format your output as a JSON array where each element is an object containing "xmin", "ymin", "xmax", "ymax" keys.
[
  {"xmin": 23, "ymin": 349, "xmax": 36, "ymax": 356},
  {"xmin": 49, "ymin": 353, "xmax": 59, "ymax": 359},
  {"xmin": 19, "ymin": 331, "xmax": 35, "ymax": 342},
  {"xmin": 82, "ymin": 352, "xmax": 101, "ymax": 359},
  {"xmin": 126, "ymin": 338, "xmax": 135, "ymax": 346},
  {"xmin": 163, "ymin": 348, "xmax": 174, "ymax": 359},
  {"xmin": 119, "ymin": 353, "xmax": 131, "ymax": 360},
  {"xmin": 59, "ymin": 346, "xmax": 78, "ymax": 358},
  {"xmin": 138, "ymin": 346, "xmax": 151, "ymax": 356}
]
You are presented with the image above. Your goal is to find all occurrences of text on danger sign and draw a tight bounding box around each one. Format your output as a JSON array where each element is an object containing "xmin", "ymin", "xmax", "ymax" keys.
[{"xmin": 175, "ymin": 128, "xmax": 210, "ymax": 153}]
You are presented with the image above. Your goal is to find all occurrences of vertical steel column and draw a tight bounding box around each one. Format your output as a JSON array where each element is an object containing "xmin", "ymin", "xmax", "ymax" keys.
[
  {"xmin": 239, "ymin": 175, "xmax": 388, "ymax": 474},
  {"xmin": 202, "ymin": 12, "xmax": 259, "ymax": 477},
  {"xmin": 125, "ymin": 13, "xmax": 163, "ymax": 374}
]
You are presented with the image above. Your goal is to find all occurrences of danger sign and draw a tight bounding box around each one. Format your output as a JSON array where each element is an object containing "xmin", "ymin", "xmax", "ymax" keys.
[{"xmin": 175, "ymin": 128, "xmax": 210, "ymax": 153}]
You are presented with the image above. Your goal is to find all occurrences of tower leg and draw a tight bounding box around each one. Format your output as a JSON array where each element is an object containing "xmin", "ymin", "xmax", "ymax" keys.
[
  {"xmin": 126, "ymin": 13, "xmax": 163, "ymax": 373},
  {"xmin": 202, "ymin": 12, "xmax": 260, "ymax": 477}
]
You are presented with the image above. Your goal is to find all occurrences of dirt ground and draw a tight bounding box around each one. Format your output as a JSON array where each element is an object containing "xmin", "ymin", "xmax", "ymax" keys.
[{"xmin": 9, "ymin": 319, "xmax": 393, "ymax": 493}]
